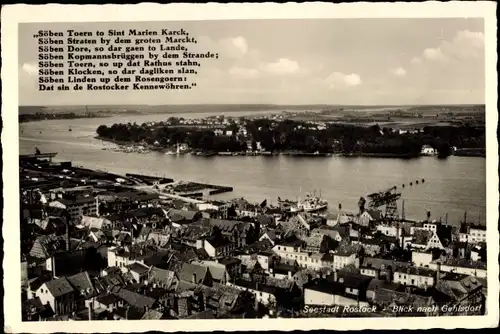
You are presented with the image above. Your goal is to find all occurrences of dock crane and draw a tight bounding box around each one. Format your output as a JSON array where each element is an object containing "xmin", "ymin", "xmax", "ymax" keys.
[{"xmin": 365, "ymin": 185, "xmax": 402, "ymax": 221}]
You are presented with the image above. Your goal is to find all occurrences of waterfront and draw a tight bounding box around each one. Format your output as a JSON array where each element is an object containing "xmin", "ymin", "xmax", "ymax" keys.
[{"xmin": 19, "ymin": 113, "xmax": 486, "ymax": 225}]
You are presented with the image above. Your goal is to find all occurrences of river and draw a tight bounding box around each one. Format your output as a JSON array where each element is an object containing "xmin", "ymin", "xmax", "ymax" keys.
[{"xmin": 19, "ymin": 111, "xmax": 486, "ymax": 226}]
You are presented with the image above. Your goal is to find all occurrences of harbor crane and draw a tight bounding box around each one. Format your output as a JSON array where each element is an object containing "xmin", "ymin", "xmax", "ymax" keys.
[{"xmin": 366, "ymin": 185, "xmax": 402, "ymax": 221}]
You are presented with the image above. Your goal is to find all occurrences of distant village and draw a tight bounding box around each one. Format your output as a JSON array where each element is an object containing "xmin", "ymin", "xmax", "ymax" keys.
[
  {"xmin": 95, "ymin": 112, "xmax": 486, "ymax": 158},
  {"xmin": 20, "ymin": 153, "xmax": 487, "ymax": 321}
]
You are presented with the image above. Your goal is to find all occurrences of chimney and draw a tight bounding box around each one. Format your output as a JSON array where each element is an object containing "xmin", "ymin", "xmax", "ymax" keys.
[
  {"xmin": 372, "ymin": 284, "xmax": 379, "ymax": 302},
  {"xmin": 66, "ymin": 222, "xmax": 70, "ymax": 252},
  {"xmin": 386, "ymin": 266, "xmax": 393, "ymax": 283},
  {"xmin": 52, "ymin": 256, "xmax": 57, "ymax": 279}
]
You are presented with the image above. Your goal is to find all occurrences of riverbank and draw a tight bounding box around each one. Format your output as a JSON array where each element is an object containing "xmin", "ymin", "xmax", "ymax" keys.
[{"xmin": 96, "ymin": 137, "xmax": 477, "ymax": 159}]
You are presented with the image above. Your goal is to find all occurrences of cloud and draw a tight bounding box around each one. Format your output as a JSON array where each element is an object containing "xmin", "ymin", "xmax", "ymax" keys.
[
  {"xmin": 22, "ymin": 62, "xmax": 38, "ymax": 76},
  {"xmin": 415, "ymin": 30, "xmax": 484, "ymax": 64},
  {"xmin": 259, "ymin": 58, "xmax": 300, "ymax": 75},
  {"xmin": 228, "ymin": 66, "xmax": 259, "ymax": 79},
  {"xmin": 391, "ymin": 67, "xmax": 407, "ymax": 77},
  {"xmin": 326, "ymin": 72, "xmax": 362, "ymax": 89},
  {"xmin": 423, "ymin": 48, "xmax": 447, "ymax": 62},
  {"xmin": 219, "ymin": 36, "xmax": 249, "ymax": 59},
  {"xmin": 193, "ymin": 36, "xmax": 250, "ymax": 60}
]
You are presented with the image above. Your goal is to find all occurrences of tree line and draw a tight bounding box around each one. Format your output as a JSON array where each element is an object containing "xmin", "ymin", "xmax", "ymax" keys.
[{"xmin": 96, "ymin": 118, "xmax": 485, "ymax": 157}]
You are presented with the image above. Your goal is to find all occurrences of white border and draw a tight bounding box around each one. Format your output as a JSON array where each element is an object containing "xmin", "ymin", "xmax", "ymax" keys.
[{"xmin": 2, "ymin": 2, "xmax": 498, "ymax": 333}]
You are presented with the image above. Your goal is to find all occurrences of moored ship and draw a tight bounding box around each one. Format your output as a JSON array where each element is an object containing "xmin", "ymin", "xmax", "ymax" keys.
[{"xmin": 291, "ymin": 193, "xmax": 328, "ymax": 213}]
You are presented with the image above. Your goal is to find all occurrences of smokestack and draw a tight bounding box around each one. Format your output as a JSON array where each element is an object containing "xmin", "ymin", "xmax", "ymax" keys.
[
  {"xmin": 436, "ymin": 262, "xmax": 441, "ymax": 282},
  {"xmin": 88, "ymin": 305, "xmax": 92, "ymax": 321}
]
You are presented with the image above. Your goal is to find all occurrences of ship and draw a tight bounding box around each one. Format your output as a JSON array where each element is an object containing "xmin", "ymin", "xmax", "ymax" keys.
[
  {"xmin": 291, "ymin": 193, "xmax": 328, "ymax": 213},
  {"xmin": 277, "ymin": 197, "xmax": 298, "ymax": 212}
]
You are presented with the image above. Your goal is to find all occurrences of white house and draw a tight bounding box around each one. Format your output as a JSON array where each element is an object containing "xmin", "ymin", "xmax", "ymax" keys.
[
  {"xmin": 35, "ymin": 277, "xmax": 77, "ymax": 315},
  {"xmin": 459, "ymin": 224, "xmax": 486, "ymax": 244},
  {"xmin": 429, "ymin": 261, "xmax": 487, "ymax": 278},
  {"xmin": 376, "ymin": 223, "xmax": 404, "ymax": 238},
  {"xmin": 332, "ymin": 251, "xmax": 358, "ymax": 270},
  {"xmin": 304, "ymin": 280, "xmax": 370, "ymax": 308},
  {"xmin": 204, "ymin": 236, "xmax": 234, "ymax": 258},
  {"xmin": 256, "ymin": 251, "xmax": 274, "ymax": 271},
  {"xmin": 393, "ymin": 266, "xmax": 435, "ymax": 288},
  {"xmin": 421, "ymin": 145, "xmax": 437, "ymax": 156},
  {"xmin": 412, "ymin": 250, "xmax": 434, "ymax": 268},
  {"xmin": 272, "ymin": 242, "xmax": 332, "ymax": 271}
]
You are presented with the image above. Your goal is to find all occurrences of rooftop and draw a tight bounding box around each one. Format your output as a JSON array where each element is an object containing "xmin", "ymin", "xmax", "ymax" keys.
[
  {"xmin": 127, "ymin": 262, "xmax": 150, "ymax": 275},
  {"xmin": 44, "ymin": 277, "xmax": 74, "ymax": 298}
]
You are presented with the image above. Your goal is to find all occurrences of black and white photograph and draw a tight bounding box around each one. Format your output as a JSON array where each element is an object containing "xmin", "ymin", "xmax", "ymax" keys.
[{"xmin": 2, "ymin": 2, "xmax": 498, "ymax": 333}]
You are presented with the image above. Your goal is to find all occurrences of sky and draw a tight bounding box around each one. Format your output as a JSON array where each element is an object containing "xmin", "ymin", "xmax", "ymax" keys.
[{"xmin": 18, "ymin": 18, "xmax": 485, "ymax": 106}]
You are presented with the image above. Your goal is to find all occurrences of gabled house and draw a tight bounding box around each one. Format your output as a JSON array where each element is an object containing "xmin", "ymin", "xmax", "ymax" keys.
[
  {"xmin": 259, "ymin": 230, "xmax": 278, "ymax": 246},
  {"xmin": 177, "ymin": 262, "xmax": 213, "ymax": 286},
  {"xmin": 411, "ymin": 229, "xmax": 445, "ymax": 251},
  {"xmin": 357, "ymin": 209, "xmax": 383, "ymax": 227},
  {"xmin": 126, "ymin": 262, "xmax": 151, "ymax": 284},
  {"xmin": 35, "ymin": 277, "xmax": 77, "ymax": 315},
  {"xmin": 208, "ymin": 219, "xmax": 251, "ymax": 248},
  {"xmin": 200, "ymin": 261, "xmax": 231, "ymax": 284}
]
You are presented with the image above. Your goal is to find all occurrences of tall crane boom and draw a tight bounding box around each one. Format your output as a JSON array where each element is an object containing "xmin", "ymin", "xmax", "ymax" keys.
[{"xmin": 366, "ymin": 185, "xmax": 401, "ymax": 220}]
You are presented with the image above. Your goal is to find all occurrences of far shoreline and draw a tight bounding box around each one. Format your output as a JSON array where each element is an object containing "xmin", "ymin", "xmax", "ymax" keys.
[{"xmin": 95, "ymin": 136, "xmax": 485, "ymax": 159}]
